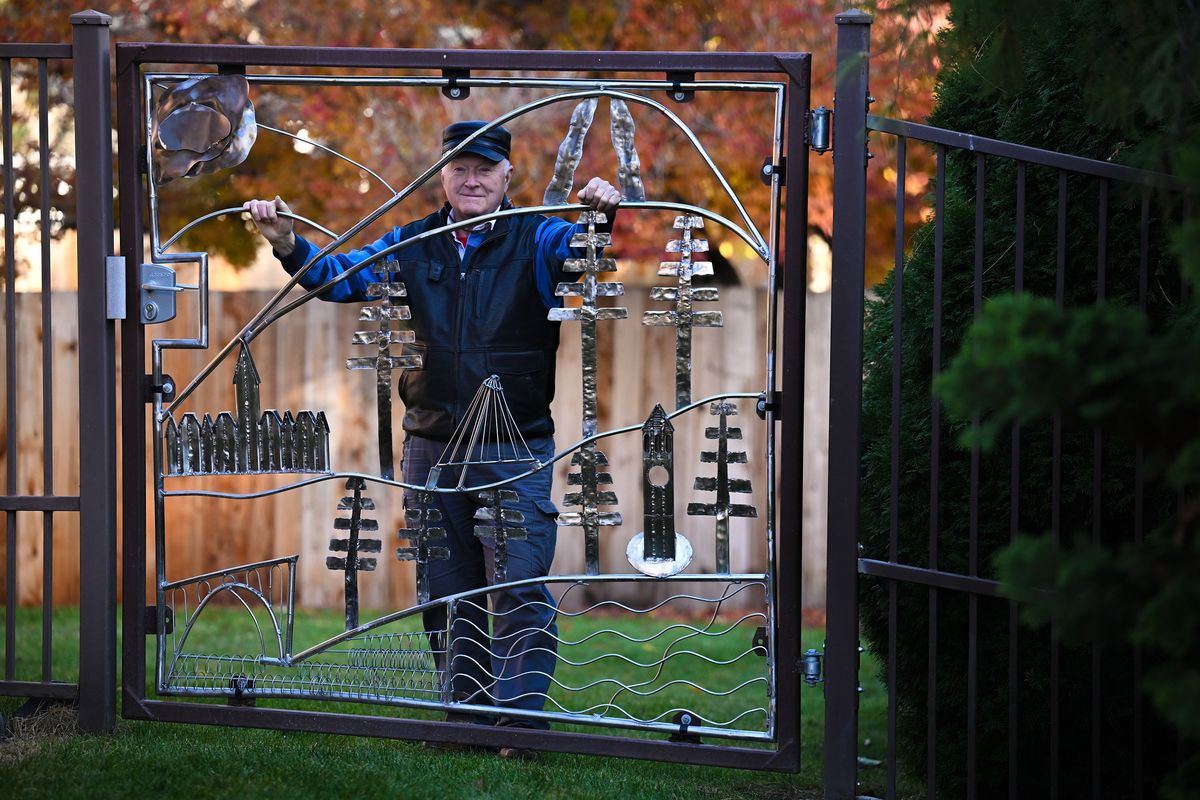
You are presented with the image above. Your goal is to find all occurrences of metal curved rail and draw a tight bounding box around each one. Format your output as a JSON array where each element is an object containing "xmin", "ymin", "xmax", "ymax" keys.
[
  {"xmin": 257, "ymin": 123, "xmax": 396, "ymax": 194},
  {"xmin": 159, "ymin": 208, "xmax": 339, "ymax": 253}
]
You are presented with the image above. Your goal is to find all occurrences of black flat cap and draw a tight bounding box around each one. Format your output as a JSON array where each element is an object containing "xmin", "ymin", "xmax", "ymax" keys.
[{"xmin": 442, "ymin": 120, "xmax": 511, "ymax": 163}]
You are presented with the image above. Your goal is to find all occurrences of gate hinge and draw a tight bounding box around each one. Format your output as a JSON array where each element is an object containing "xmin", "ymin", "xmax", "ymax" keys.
[
  {"xmin": 803, "ymin": 648, "xmax": 824, "ymax": 686},
  {"xmin": 756, "ymin": 390, "xmax": 781, "ymax": 420},
  {"xmin": 759, "ymin": 156, "xmax": 785, "ymax": 186},
  {"xmin": 144, "ymin": 605, "xmax": 173, "ymax": 635},
  {"xmin": 144, "ymin": 373, "xmax": 176, "ymax": 403},
  {"xmin": 442, "ymin": 68, "xmax": 470, "ymax": 100},
  {"xmin": 808, "ymin": 106, "xmax": 832, "ymax": 154},
  {"xmin": 105, "ymin": 256, "xmax": 126, "ymax": 320},
  {"xmin": 752, "ymin": 626, "xmax": 769, "ymax": 655}
]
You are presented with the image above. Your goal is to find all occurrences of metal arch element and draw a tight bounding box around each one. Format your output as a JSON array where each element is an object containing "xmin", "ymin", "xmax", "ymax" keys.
[{"xmin": 257, "ymin": 123, "xmax": 396, "ymax": 194}]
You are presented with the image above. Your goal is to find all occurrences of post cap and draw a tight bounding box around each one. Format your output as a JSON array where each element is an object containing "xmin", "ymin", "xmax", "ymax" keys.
[
  {"xmin": 70, "ymin": 10, "xmax": 113, "ymax": 26},
  {"xmin": 834, "ymin": 9, "xmax": 874, "ymax": 24}
]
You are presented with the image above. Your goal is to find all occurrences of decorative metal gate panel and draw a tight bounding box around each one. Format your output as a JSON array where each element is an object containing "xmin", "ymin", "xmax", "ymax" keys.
[{"xmin": 117, "ymin": 42, "xmax": 811, "ymax": 769}]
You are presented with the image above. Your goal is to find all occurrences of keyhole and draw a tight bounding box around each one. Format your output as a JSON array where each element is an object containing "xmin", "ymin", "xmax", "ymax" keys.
[{"xmin": 647, "ymin": 465, "xmax": 670, "ymax": 487}]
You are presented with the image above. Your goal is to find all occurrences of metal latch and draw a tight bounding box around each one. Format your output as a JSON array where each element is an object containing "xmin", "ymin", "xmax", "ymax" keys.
[
  {"xmin": 105, "ymin": 256, "xmax": 126, "ymax": 320},
  {"xmin": 140, "ymin": 263, "xmax": 197, "ymax": 324},
  {"xmin": 809, "ymin": 106, "xmax": 832, "ymax": 154}
]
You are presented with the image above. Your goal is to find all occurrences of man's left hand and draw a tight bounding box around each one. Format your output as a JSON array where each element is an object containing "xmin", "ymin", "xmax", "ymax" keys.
[{"xmin": 577, "ymin": 178, "xmax": 622, "ymax": 216}]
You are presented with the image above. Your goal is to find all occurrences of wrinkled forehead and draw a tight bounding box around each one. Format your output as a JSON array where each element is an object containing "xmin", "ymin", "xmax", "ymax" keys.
[{"xmin": 444, "ymin": 154, "xmax": 506, "ymax": 170}]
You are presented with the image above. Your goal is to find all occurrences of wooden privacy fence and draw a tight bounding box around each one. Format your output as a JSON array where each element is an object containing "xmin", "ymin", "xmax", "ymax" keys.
[{"xmin": 2, "ymin": 285, "xmax": 828, "ymax": 611}]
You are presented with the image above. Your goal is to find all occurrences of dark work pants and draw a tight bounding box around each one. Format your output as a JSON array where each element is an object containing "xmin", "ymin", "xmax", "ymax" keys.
[{"xmin": 401, "ymin": 434, "xmax": 559, "ymax": 729}]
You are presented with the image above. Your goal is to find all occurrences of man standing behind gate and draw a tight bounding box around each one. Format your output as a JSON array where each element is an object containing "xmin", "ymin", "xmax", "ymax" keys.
[{"xmin": 244, "ymin": 121, "xmax": 621, "ymax": 752}]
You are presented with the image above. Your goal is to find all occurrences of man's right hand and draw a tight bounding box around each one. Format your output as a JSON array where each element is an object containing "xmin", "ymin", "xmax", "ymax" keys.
[{"xmin": 243, "ymin": 196, "xmax": 296, "ymax": 257}]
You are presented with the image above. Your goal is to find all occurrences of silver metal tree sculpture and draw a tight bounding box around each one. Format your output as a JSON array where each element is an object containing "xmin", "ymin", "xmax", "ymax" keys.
[
  {"xmin": 328, "ymin": 477, "xmax": 381, "ymax": 630},
  {"xmin": 398, "ymin": 491, "xmax": 449, "ymax": 605},
  {"xmin": 687, "ymin": 401, "xmax": 757, "ymax": 573},
  {"xmin": 643, "ymin": 215, "xmax": 723, "ymax": 409},
  {"xmin": 346, "ymin": 256, "xmax": 421, "ymax": 480},
  {"xmin": 474, "ymin": 489, "xmax": 528, "ymax": 585}
]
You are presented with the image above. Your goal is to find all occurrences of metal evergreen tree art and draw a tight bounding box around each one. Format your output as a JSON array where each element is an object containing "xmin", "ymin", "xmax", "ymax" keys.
[
  {"xmin": 473, "ymin": 489, "xmax": 528, "ymax": 585},
  {"xmin": 548, "ymin": 211, "xmax": 626, "ymax": 573},
  {"xmin": 627, "ymin": 404, "xmax": 693, "ymax": 577},
  {"xmin": 398, "ymin": 491, "xmax": 449, "ymax": 605},
  {"xmin": 687, "ymin": 401, "xmax": 757, "ymax": 573},
  {"xmin": 346, "ymin": 256, "xmax": 421, "ymax": 481},
  {"xmin": 643, "ymin": 215, "xmax": 723, "ymax": 409},
  {"xmin": 328, "ymin": 477, "xmax": 381, "ymax": 630},
  {"xmin": 163, "ymin": 341, "xmax": 330, "ymax": 475}
]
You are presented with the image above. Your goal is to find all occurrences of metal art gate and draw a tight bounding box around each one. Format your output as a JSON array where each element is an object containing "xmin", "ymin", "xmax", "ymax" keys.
[{"xmin": 114, "ymin": 33, "xmax": 812, "ymax": 769}]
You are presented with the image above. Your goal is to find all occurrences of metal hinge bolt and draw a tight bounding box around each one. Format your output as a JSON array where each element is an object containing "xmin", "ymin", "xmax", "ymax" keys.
[
  {"xmin": 809, "ymin": 106, "xmax": 832, "ymax": 154},
  {"xmin": 803, "ymin": 648, "xmax": 824, "ymax": 686}
]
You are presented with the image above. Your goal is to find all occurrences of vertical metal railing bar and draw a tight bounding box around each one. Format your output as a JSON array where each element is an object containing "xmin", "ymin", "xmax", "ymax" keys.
[
  {"xmin": 1091, "ymin": 177, "xmax": 1107, "ymax": 800},
  {"xmin": 967, "ymin": 150, "xmax": 984, "ymax": 800},
  {"xmin": 38, "ymin": 57, "xmax": 54, "ymax": 683},
  {"xmin": 1049, "ymin": 169, "xmax": 1067, "ymax": 800},
  {"xmin": 3, "ymin": 56, "xmax": 18, "ymax": 683},
  {"xmin": 887, "ymin": 134, "xmax": 906, "ymax": 800},
  {"xmin": 1009, "ymin": 159, "xmax": 1026, "ymax": 800},
  {"xmin": 72, "ymin": 10, "xmax": 118, "ymax": 733},
  {"xmin": 1133, "ymin": 187, "xmax": 1149, "ymax": 800},
  {"xmin": 928, "ymin": 142, "xmax": 945, "ymax": 799},
  {"xmin": 826, "ymin": 11, "xmax": 872, "ymax": 797}
]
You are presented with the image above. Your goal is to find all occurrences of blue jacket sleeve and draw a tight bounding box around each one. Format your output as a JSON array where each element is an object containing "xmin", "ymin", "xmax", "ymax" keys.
[
  {"xmin": 277, "ymin": 229, "xmax": 404, "ymax": 303},
  {"xmin": 532, "ymin": 216, "xmax": 612, "ymax": 309}
]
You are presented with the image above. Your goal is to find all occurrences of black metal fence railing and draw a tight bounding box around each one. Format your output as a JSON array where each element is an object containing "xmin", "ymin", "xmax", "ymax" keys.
[{"xmin": 826, "ymin": 11, "xmax": 1187, "ymax": 800}]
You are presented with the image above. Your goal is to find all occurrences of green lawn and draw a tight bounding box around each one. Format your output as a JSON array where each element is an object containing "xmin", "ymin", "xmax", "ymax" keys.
[{"xmin": 0, "ymin": 607, "xmax": 907, "ymax": 799}]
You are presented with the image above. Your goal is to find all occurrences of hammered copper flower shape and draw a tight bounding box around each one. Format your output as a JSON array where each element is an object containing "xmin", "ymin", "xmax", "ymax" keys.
[{"xmin": 152, "ymin": 74, "xmax": 257, "ymax": 185}]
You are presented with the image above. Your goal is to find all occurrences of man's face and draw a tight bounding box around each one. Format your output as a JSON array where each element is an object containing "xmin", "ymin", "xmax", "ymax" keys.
[{"xmin": 441, "ymin": 155, "xmax": 512, "ymax": 220}]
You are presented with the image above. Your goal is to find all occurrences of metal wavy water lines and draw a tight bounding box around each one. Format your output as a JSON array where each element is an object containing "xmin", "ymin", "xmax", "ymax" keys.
[
  {"xmin": 644, "ymin": 214, "xmax": 722, "ymax": 409},
  {"xmin": 550, "ymin": 210, "xmax": 626, "ymax": 574},
  {"xmin": 687, "ymin": 401, "xmax": 757, "ymax": 574},
  {"xmin": 346, "ymin": 257, "xmax": 420, "ymax": 480}
]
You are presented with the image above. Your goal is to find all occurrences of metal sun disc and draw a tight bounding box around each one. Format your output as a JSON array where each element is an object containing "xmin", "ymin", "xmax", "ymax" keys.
[
  {"xmin": 157, "ymin": 102, "xmax": 232, "ymax": 153},
  {"xmin": 626, "ymin": 532, "xmax": 693, "ymax": 578}
]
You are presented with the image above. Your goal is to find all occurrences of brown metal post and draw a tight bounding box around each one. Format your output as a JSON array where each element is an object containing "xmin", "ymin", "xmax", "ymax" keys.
[
  {"xmin": 71, "ymin": 9, "xmax": 117, "ymax": 733},
  {"xmin": 825, "ymin": 9, "xmax": 871, "ymax": 798}
]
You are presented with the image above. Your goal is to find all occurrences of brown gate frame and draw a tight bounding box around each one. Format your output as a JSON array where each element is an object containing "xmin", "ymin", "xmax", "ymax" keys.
[{"xmin": 115, "ymin": 40, "xmax": 812, "ymax": 770}]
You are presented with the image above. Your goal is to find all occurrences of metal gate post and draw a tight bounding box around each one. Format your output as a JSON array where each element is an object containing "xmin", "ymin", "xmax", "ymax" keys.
[
  {"xmin": 71, "ymin": 9, "xmax": 118, "ymax": 733},
  {"xmin": 825, "ymin": 9, "xmax": 872, "ymax": 799}
]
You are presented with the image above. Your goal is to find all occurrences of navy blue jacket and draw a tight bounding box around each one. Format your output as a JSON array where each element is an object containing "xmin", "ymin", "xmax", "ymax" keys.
[{"xmin": 279, "ymin": 201, "xmax": 601, "ymax": 440}]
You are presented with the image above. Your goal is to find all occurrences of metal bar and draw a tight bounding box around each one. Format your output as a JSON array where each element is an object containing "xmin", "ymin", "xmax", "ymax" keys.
[
  {"xmin": 967, "ymin": 151, "xmax": 984, "ymax": 800},
  {"xmin": 1134, "ymin": 187, "xmax": 1149, "ymax": 800},
  {"xmin": 1050, "ymin": 169, "xmax": 1067, "ymax": 800},
  {"xmin": 1009, "ymin": 159, "xmax": 1025, "ymax": 800},
  {"xmin": 130, "ymin": 698, "xmax": 799, "ymax": 771},
  {"xmin": 1091, "ymin": 177, "xmax": 1107, "ymax": 800},
  {"xmin": 3, "ymin": 56, "xmax": 16, "ymax": 683},
  {"xmin": 0, "ymin": 496, "xmax": 81, "ymax": 512},
  {"xmin": 859, "ymin": 560, "xmax": 1004, "ymax": 597},
  {"xmin": 0, "ymin": 680, "xmax": 80, "ymax": 700},
  {"xmin": 887, "ymin": 134, "xmax": 906, "ymax": 800},
  {"xmin": 1051, "ymin": 169, "xmax": 1070, "ymax": 800},
  {"xmin": 120, "ymin": 42, "xmax": 800, "ymax": 73},
  {"xmin": 117, "ymin": 33, "xmax": 149, "ymax": 717},
  {"xmin": 868, "ymin": 115, "xmax": 1182, "ymax": 191},
  {"xmin": 825, "ymin": 11, "xmax": 872, "ymax": 798},
  {"xmin": 72, "ymin": 10, "xmax": 118, "ymax": 733},
  {"xmin": 775, "ymin": 53, "xmax": 809, "ymax": 764},
  {"xmin": 38, "ymin": 57, "xmax": 54, "ymax": 684},
  {"xmin": 150, "ymin": 72, "xmax": 785, "ymax": 93},
  {"xmin": 928, "ymin": 142, "xmax": 946, "ymax": 799},
  {"xmin": 0, "ymin": 44, "xmax": 72, "ymax": 59}
]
